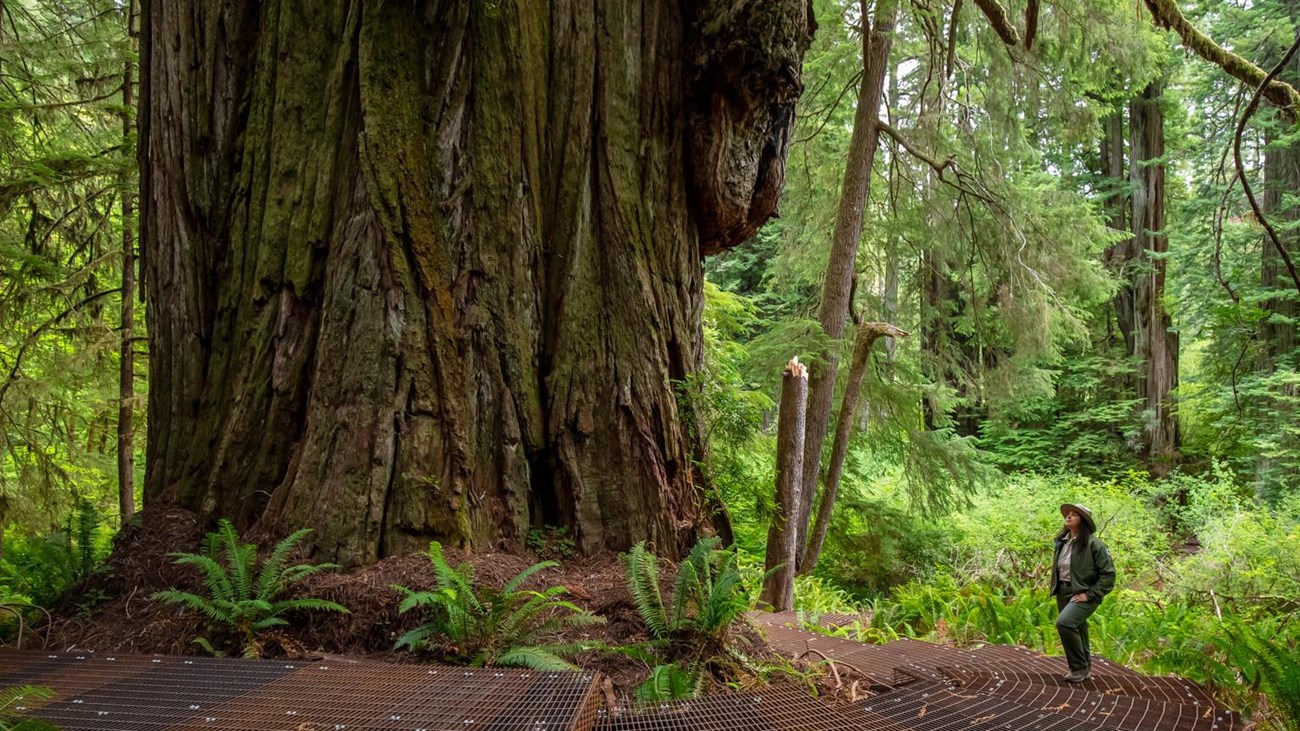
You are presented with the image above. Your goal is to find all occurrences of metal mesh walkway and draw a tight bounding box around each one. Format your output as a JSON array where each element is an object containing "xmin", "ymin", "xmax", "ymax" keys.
[
  {"xmin": 956, "ymin": 673, "xmax": 1238, "ymax": 731},
  {"xmin": 0, "ymin": 649, "xmax": 601, "ymax": 730},
  {"xmin": 2, "ymin": 620, "xmax": 1239, "ymax": 730},
  {"xmin": 596, "ymin": 683, "xmax": 905, "ymax": 731},
  {"xmin": 940, "ymin": 666, "xmax": 1216, "ymax": 705}
]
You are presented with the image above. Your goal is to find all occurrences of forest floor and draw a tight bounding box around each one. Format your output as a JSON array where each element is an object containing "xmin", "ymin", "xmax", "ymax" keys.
[{"xmin": 36, "ymin": 505, "xmax": 821, "ymax": 702}]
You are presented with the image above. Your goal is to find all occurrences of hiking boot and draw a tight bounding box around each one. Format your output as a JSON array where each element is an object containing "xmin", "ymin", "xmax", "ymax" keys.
[{"xmin": 1063, "ymin": 669, "xmax": 1092, "ymax": 683}]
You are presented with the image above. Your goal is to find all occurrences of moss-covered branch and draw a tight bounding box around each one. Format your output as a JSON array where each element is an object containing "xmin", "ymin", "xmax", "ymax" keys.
[
  {"xmin": 1143, "ymin": 0, "xmax": 1300, "ymax": 111},
  {"xmin": 972, "ymin": 0, "xmax": 1020, "ymax": 47}
]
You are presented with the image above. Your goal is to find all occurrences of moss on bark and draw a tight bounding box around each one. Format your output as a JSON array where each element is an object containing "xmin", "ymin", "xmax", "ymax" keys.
[{"xmin": 142, "ymin": 0, "xmax": 813, "ymax": 564}]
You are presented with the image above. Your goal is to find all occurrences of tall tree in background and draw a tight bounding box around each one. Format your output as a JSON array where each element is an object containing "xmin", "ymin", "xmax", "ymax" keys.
[
  {"xmin": 0, "ymin": 0, "xmax": 137, "ymax": 534},
  {"xmin": 794, "ymin": 0, "xmax": 897, "ymax": 573},
  {"xmin": 1255, "ymin": 0, "xmax": 1300, "ymax": 498},
  {"xmin": 139, "ymin": 0, "xmax": 813, "ymax": 564},
  {"xmin": 117, "ymin": 0, "xmax": 137, "ymax": 521},
  {"xmin": 1123, "ymin": 78, "xmax": 1180, "ymax": 475}
]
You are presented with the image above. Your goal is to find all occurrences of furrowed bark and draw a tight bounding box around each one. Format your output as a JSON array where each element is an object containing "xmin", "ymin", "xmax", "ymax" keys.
[
  {"xmin": 795, "ymin": 0, "xmax": 896, "ymax": 573},
  {"xmin": 140, "ymin": 0, "xmax": 813, "ymax": 564},
  {"xmin": 761, "ymin": 357, "xmax": 807, "ymax": 612}
]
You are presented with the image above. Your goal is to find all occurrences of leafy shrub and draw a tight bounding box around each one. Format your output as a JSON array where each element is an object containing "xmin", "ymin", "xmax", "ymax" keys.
[
  {"xmin": 0, "ymin": 499, "xmax": 111, "ymax": 609},
  {"xmin": 792, "ymin": 573, "xmax": 857, "ymax": 614},
  {"xmin": 152, "ymin": 519, "xmax": 347, "ymax": 658},
  {"xmin": 624, "ymin": 538, "xmax": 757, "ymax": 701},
  {"xmin": 393, "ymin": 542, "xmax": 603, "ymax": 671}
]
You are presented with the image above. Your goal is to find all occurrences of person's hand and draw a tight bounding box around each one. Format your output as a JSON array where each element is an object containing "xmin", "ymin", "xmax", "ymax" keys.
[{"xmin": 1071, "ymin": 592, "xmax": 1088, "ymax": 603}]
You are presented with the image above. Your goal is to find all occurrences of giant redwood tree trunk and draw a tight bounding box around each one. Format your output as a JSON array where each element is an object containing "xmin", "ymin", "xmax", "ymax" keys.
[{"xmin": 139, "ymin": 0, "xmax": 813, "ymax": 565}]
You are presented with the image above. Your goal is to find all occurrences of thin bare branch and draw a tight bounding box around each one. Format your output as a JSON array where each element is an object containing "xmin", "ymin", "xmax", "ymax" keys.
[{"xmin": 1233, "ymin": 31, "xmax": 1300, "ymax": 298}]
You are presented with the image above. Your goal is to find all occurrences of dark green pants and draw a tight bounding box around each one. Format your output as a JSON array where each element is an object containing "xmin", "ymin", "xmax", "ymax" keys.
[{"xmin": 1055, "ymin": 593, "xmax": 1098, "ymax": 672}]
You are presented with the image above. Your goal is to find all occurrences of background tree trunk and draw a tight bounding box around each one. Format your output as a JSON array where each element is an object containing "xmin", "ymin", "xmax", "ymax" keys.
[
  {"xmin": 117, "ymin": 7, "xmax": 136, "ymax": 523},
  {"xmin": 140, "ymin": 0, "xmax": 812, "ymax": 564},
  {"xmin": 1100, "ymin": 109, "xmax": 1134, "ymax": 358},
  {"xmin": 762, "ymin": 358, "xmax": 807, "ymax": 612},
  {"xmin": 1127, "ymin": 78, "xmax": 1180, "ymax": 475},
  {"xmin": 795, "ymin": 0, "xmax": 896, "ymax": 573},
  {"xmin": 1255, "ymin": 2, "xmax": 1300, "ymax": 500}
]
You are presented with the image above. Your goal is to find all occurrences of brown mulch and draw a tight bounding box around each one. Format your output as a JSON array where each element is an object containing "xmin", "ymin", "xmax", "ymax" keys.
[{"xmin": 31, "ymin": 505, "xmax": 819, "ymax": 702}]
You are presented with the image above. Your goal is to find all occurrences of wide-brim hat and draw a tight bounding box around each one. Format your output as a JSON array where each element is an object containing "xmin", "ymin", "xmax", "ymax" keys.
[{"xmin": 1060, "ymin": 503, "xmax": 1096, "ymax": 531}]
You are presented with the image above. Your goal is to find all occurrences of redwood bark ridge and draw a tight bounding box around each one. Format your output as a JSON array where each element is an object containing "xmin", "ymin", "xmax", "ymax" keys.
[{"xmin": 141, "ymin": 0, "xmax": 813, "ymax": 563}]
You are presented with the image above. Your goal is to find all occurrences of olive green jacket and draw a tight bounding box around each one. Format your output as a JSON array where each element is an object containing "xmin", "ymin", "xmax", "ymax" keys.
[{"xmin": 1050, "ymin": 534, "xmax": 1116, "ymax": 604}]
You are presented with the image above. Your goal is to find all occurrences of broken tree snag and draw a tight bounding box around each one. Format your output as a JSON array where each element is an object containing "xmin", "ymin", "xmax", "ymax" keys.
[
  {"xmin": 801, "ymin": 322, "xmax": 909, "ymax": 575},
  {"xmin": 688, "ymin": 0, "xmax": 816, "ymax": 255},
  {"xmin": 761, "ymin": 357, "xmax": 808, "ymax": 612},
  {"xmin": 972, "ymin": 0, "xmax": 1021, "ymax": 47},
  {"xmin": 1142, "ymin": 0, "xmax": 1300, "ymax": 111}
]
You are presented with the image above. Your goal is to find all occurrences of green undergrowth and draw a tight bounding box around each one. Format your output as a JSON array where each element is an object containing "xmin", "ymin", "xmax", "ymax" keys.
[
  {"xmin": 770, "ymin": 471, "xmax": 1300, "ymax": 730},
  {"xmin": 393, "ymin": 541, "xmax": 605, "ymax": 671}
]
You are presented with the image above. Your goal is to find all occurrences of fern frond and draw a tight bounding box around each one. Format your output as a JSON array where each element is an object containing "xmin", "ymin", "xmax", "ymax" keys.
[
  {"xmin": 634, "ymin": 664, "xmax": 702, "ymax": 703},
  {"xmin": 257, "ymin": 528, "xmax": 315, "ymax": 598},
  {"xmin": 268, "ymin": 598, "xmax": 349, "ymax": 615},
  {"xmin": 625, "ymin": 542, "xmax": 669, "ymax": 641},
  {"xmin": 427, "ymin": 542, "xmax": 483, "ymax": 615},
  {"xmin": 528, "ymin": 611, "xmax": 606, "ymax": 638},
  {"xmin": 500, "ymin": 560, "xmax": 559, "ymax": 596},
  {"xmin": 394, "ymin": 624, "xmax": 440, "ymax": 651},
  {"xmin": 0, "ymin": 685, "xmax": 54, "ymax": 714},
  {"xmin": 495, "ymin": 592, "xmax": 562, "ymax": 642},
  {"xmin": 396, "ymin": 587, "xmax": 456, "ymax": 614},
  {"xmin": 214, "ymin": 520, "xmax": 254, "ymax": 602},
  {"xmin": 495, "ymin": 646, "xmax": 579, "ymax": 671},
  {"xmin": 275, "ymin": 562, "xmax": 339, "ymax": 586},
  {"xmin": 250, "ymin": 617, "xmax": 289, "ymax": 630},
  {"xmin": 152, "ymin": 589, "xmax": 231, "ymax": 624},
  {"xmin": 671, "ymin": 557, "xmax": 699, "ymax": 629},
  {"xmin": 170, "ymin": 554, "xmax": 235, "ymax": 603}
]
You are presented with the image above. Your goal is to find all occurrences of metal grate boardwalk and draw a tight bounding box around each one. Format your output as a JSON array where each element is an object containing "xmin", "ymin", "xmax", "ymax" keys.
[
  {"xmin": 0, "ymin": 650, "xmax": 601, "ymax": 730},
  {"xmin": 861, "ymin": 680, "xmax": 1117, "ymax": 731},
  {"xmin": 595, "ymin": 682, "xmax": 906, "ymax": 731},
  {"xmin": 956, "ymin": 673, "xmax": 1238, "ymax": 731},
  {"xmin": 1, "ymin": 622, "xmax": 1239, "ymax": 730},
  {"xmin": 940, "ymin": 667, "xmax": 1217, "ymax": 706}
]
